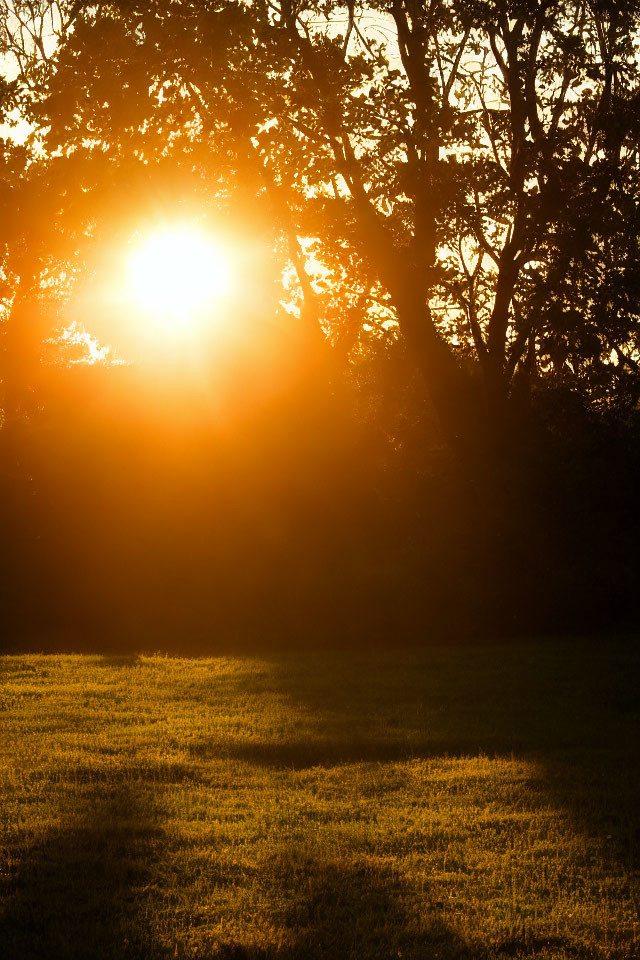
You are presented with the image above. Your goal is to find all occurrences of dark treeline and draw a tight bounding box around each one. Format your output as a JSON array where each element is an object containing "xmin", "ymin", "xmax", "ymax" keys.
[{"xmin": 2, "ymin": 345, "xmax": 638, "ymax": 652}]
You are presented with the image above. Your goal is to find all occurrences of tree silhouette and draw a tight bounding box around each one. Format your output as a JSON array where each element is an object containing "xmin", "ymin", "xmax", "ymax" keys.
[{"xmin": 2, "ymin": 0, "xmax": 634, "ymax": 452}]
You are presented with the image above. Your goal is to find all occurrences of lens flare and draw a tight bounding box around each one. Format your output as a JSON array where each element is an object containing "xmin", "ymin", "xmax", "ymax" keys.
[{"xmin": 128, "ymin": 226, "xmax": 232, "ymax": 326}]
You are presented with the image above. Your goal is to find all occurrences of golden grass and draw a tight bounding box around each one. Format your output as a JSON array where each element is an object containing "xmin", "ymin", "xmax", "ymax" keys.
[{"xmin": 1, "ymin": 643, "xmax": 638, "ymax": 959}]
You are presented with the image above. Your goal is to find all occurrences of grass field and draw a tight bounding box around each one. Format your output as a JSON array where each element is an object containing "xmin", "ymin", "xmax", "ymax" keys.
[{"xmin": 1, "ymin": 642, "xmax": 639, "ymax": 959}]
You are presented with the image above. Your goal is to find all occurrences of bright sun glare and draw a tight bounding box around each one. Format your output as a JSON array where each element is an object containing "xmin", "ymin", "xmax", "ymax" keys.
[{"xmin": 128, "ymin": 226, "xmax": 232, "ymax": 326}]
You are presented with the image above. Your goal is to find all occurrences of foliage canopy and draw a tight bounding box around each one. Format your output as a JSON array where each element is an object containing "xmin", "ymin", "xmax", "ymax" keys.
[{"xmin": 1, "ymin": 0, "xmax": 640, "ymax": 447}]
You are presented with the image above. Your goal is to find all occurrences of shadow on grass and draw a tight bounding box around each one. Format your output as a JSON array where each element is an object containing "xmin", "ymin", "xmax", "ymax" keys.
[
  {"xmin": 218, "ymin": 857, "xmax": 490, "ymax": 960},
  {"xmin": 96, "ymin": 654, "xmax": 144, "ymax": 668},
  {"xmin": 216, "ymin": 854, "xmax": 597, "ymax": 960},
  {"xmin": 191, "ymin": 737, "xmax": 443, "ymax": 768},
  {"xmin": 10, "ymin": 643, "xmax": 632, "ymax": 959},
  {"xmin": 0, "ymin": 778, "xmax": 505, "ymax": 960},
  {"xmin": 188, "ymin": 642, "xmax": 640, "ymax": 884},
  {"xmin": 0, "ymin": 787, "xmax": 164, "ymax": 960},
  {"xmin": 0, "ymin": 789, "xmax": 601, "ymax": 960},
  {"xmin": 1, "ymin": 791, "xmax": 571, "ymax": 960}
]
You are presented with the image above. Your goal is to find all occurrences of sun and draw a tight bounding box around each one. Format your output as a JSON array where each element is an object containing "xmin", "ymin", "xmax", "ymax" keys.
[{"xmin": 128, "ymin": 225, "xmax": 232, "ymax": 326}]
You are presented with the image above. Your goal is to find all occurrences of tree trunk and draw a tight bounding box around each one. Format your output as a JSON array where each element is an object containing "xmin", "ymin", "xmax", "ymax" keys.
[{"xmin": 389, "ymin": 271, "xmax": 483, "ymax": 457}]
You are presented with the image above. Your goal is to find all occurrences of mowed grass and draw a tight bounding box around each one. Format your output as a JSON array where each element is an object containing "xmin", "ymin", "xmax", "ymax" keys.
[{"xmin": 1, "ymin": 643, "xmax": 639, "ymax": 960}]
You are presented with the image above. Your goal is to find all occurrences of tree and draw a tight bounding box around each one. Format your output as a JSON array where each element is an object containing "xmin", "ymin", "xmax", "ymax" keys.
[
  {"xmin": 5, "ymin": 0, "xmax": 640, "ymax": 454},
  {"xmin": 0, "ymin": 1, "xmax": 88, "ymax": 429}
]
